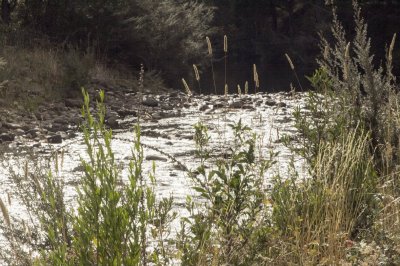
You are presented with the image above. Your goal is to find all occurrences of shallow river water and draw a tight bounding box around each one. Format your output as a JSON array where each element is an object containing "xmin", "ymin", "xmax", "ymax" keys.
[{"xmin": 0, "ymin": 92, "xmax": 308, "ymax": 253}]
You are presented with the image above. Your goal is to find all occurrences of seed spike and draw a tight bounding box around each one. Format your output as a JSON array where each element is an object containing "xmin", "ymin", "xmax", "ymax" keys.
[
  {"xmin": 285, "ymin": 53, "xmax": 295, "ymax": 70},
  {"xmin": 193, "ymin": 64, "xmax": 200, "ymax": 81},
  {"xmin": 182, "ymin": 78, "xmax": 192, "ymax": 96},
  {"xmin": 224, "ymin": 35, "xmax": 228, "ymax": 53},
  {"xmin": 388, "ymin": 33, "xmax": 397, "ymax": 63},
  {"xmin": 206, "ymin": 36, "xmax": 213, "ymax": 56}
]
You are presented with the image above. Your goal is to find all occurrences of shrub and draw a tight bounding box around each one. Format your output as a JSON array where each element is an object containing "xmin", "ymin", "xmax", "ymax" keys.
[
  {"xmin": 0, "ymin": 89, "xmax": 175, "ymax": 265},
  {"xmin": 177, "ymin": 120, "xmax": 277, "ymax": 265}
]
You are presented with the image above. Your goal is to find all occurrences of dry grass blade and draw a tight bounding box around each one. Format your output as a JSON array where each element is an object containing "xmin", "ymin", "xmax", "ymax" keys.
[
  {"xmin": 224, "ymin": 84, "xmax": 228, "ymax": 96},
  {"xmin": 324, "ymin": 45, "xmax": 329, "ymax": 60},
  {"xmin": 343, "ymin": 42, "xmax": 351, "ymax": 80},
  {"xmin": 0, "ymin": 198, "xmax": 11, "ymax": 228}
]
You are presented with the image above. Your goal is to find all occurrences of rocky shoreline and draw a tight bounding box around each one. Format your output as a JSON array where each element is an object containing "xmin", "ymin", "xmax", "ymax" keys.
[{"xmin": 0, "ymin": 86, "xmax": 296, "ymax": 153}]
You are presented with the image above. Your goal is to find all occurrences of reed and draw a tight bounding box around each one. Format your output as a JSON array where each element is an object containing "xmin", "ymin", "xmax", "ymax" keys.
[
  {"xmin": 343, "ymin": 42, "xmax": 350, "ymax": 81},
  {"xmin": 388, "ymin": 33, "xmax": 396, "ymax": 65},
  {"xmin": 253, "ymin": 64, "xmax": 259, "ymax": 93},
  {"xmin": 182, "ymin": 78, "xmax": 192, "ymax": 96},
  {"xmin": 193, "ymin": 64, "xmax": 201, "ymax": 94},
  {"xmin": 224, "ymin": 35, "xmax": 228, "ymax": 91},
  {"xmin": 285, "ymin": 53, "xmax": 303, "ymax": 91},
  {"xmin": 206, "ymin": 36, "xmax": 217, "ymax": 94}
]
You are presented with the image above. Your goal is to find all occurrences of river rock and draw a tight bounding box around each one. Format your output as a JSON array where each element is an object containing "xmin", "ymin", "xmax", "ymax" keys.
[
  {"xmin": 25, "ymin": 130, "xmax": 37, "ymax": 139},
  {"xmin": 199, "ymin": 104, "xmax": 209, "ymax": 111},
  {"xmin": 162, "ymin": 105, "xmax": 173, "ymax": 111},
  {"xmin": 14, "ymin": 128, "xmax": 25, "ymax": 136},
  {"xmin": 65, "ymin": 98, "xmax": 82, "ymax": 108},
  {"xmin": 107, "ymin": 116, "xmax": 119, "ymax": 128},
  {"xmin": 3, "ymin": 122, "xmax": 22, "ymax": 130},
  {"xmin": 229, "ymin": 100, "xmax": 242, "ymax": 109},
  {"xmin": 213, "ymin": 102, "xmax": 225, "ymax": 109},
  {"xmin": 145, "ymin": 155, "xmax": 168, "ymax": 162},
  {"xmin": 265, "ymin": 100, "xmax": 277, "ymax": 106},
  {"xmin": 53, "ymin": 116, "xmax": 69, "ymax": 125},
  {"xmin": 277, "ymin": 102, "xmax": 287, "ymax": 108},
  {"xmin": 117, "ymin": 108, "xmax": 137, "ymax": 117},
  {"xmin": 0, "ymin": 133, "xmax": 15, "ymax": 142},
  {"xmin": 47, "ymin": 134, "xmax": 62, "ymax": 144},
  {"xmin": 142, "ymin": 96, "xmax": 158, "ymax": 107}
]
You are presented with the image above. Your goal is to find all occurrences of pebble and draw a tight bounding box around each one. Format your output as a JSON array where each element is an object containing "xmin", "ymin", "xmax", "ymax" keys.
[
  {"xmin": 142, "ymin": 96, "xmax": 159, "ymax": 107},
  {"xmin": 0, "ymin": 133, "xmax": 15, "ymax": 142},
  {"xmin": 47, "ymin": 134, "xmax": 62, "ymax": 144},
  {"xmin": 145, "ymin": 155, "xmax": 168, "ymax": 162}
]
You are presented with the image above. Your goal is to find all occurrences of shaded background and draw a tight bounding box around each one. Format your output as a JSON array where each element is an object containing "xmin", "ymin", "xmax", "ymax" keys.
[{"xmin": 1, "ymin": 0, "xmax": 400, "ymax": 93}]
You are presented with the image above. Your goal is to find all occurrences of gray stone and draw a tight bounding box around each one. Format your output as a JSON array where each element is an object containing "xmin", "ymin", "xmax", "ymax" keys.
[
  {"xmin": 65, "ymin": 98, "xmax": 82, "ymax": 108},
  {"xmin": 0, "ymin": 133, "xmax": 15, "ymax": 142},
  {"xmin": 14, "ymin": 128, "xmax": 25, "ymax": 136},
  {"xmin": 146, "ymin": 155, "xmax": 168, "ymax": 162},
  {"xmin": 142, "ymin": 96, "xmax": 158, "ymax": 107},
  {"xmin": 107, "ymin": 116, "xmax": 119, "ymax": 128},
  {"xmin": 199, "ymin": 104, "xmax": 209, "ymax": 111},
  {"xmin": 162, "ymin": 105, "xmax": 174, "ymax": 111},
  {"xmin": 3, "ymin": 122, "xmax": 22, "ymax": 130},
  {"xmin": 47, "ymin": 134, "xmax": 62, "ymax": 144},
  {"xmin": 277, "ymin": 102, "xmax": 287, "ymax": 108},
  {"xmin": 229, "ymin": 100, "xmax": 242, "ymax": 109},
  {"xmin": 265, "ymin": 100, "xmax": 277, "ymax": 106},
  {"xmin": 117, "ymin": 108, "xmax": 137, "ymax": 117}
]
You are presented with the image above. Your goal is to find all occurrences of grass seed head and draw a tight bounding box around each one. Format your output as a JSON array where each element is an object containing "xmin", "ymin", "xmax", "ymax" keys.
[
  {"xmin": 253, "ymin": 64, "xmax": 259, "ymax": 89},
  {"xmin": 285, "ymin": 53, "xmax": 295, "ymax": 70},
  {"xmin": 245, "ymin": 81, "xmax": 249, "ymax": 94},
  {"xmin": 224, "ymin": 84, "xmax": 228, "ymax": 96},
  {"xmin": 206, "ymin": 36, "xmax": 213, "ymax": 56},
  {"xmin": 237, "ymin": 84, "xmax": 241, "ymax": 95},
  {"xmin": 193, "ymin": 64, "xmax": 200, "ymax": 81},
  {"xmin": 182, "ymin": 78, "xmax": 192, "ymax": 96},
  {"xmin": 389, "ymin": 33, "xmax": 397, "ymax": 63},
  {"xmin": 224, "ymin": 35, "xmax": 228, "ymax": 53}
]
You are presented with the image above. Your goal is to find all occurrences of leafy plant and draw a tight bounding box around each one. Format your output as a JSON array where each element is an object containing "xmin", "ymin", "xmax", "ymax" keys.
[{"xmin": 177, "ymin": 120, "xmax": 276, "ymax": 265}]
